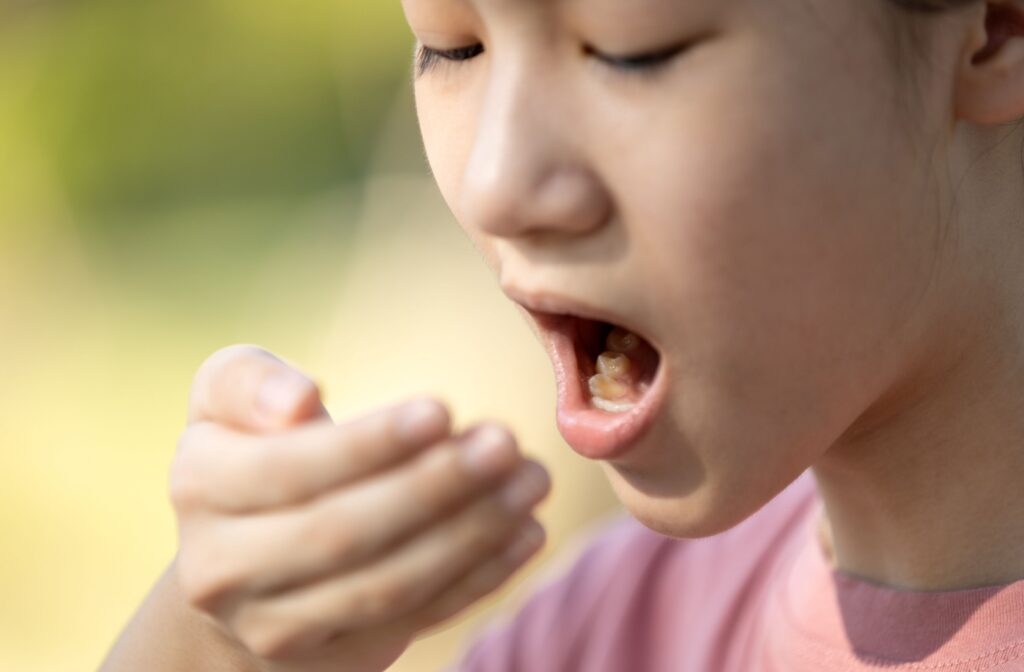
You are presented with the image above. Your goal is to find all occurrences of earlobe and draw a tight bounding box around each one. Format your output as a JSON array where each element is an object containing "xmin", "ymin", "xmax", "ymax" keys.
[{"xmin": 954, "ymin": 1, "xmax": 1024, "ymax": 125}]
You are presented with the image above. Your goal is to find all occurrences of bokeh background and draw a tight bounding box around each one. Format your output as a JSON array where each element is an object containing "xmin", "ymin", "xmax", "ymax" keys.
[{"xmin": 0, "ymin": 2, "xmax": 622, "ymax": 670}]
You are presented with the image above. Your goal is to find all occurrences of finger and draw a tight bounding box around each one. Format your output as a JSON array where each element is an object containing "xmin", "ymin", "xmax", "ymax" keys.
[
  {"xmin": 299, "ymin": 517, "xmax": 546, "ymax": 660},
  {"xmin": 402, "ymin": 516, "xmax": 546, "ymax": 636},
  {"xmin": 186, "ymin": 344, "xmax": 329, "ymax": 432},
  {"xmin": 226, "ymin": 460, "xmax": 551, "ymax": 651},
  {"xmin": 171, "ymin": 397, "xmax": 451, "ymax": 514},
  {"xmin": 208, "ymin": 425, "xmax": 529, "ymax": 593}
]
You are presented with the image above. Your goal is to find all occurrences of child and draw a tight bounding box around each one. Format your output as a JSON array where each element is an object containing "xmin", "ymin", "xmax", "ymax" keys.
[{"xmin": 101, "ymin": 0, "xmax": 1024, "ymax": 670}]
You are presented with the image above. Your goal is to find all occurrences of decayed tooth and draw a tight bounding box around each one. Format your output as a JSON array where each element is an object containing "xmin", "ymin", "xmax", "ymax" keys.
[
  {"xmin": 592, "ymin": 397, "xmax": 637, "ymax": 413},
  {"xmin": 596, "ymin": 351, "xmax": 631, "ymax": 378},
  {"xmin": 606, "ymin": 328, "xmax": 639, "ymax": 354},
  {"xmin": 589, "ymin": 373, "xmax": 630, "ymax": 400}
]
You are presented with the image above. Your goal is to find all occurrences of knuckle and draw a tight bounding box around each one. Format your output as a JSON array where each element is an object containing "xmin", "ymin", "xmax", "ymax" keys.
[
  {"xmin": 461, "ymin": 511, "xmax": 506, "ymax": 555},
  {"xmin": 337, "ymin": 440, "xmax": 375, "ymax": 477},
  {"xmin": 479, "ymin": 421, "xmax": 516, "ymax": 445},
  {"xmin": 474, "ymin": 421, "xmax": 519, "ymax": 454},
  {"xmin": 520, "ymin": 462, "xmax": 552, "ymax": 500},
  {"xmin": 337, "ymin": 417, "xmax": 388, "ymax": 467},
  {"xmin": 453, "ymin": 563, "xmax": 506, "ymax": 616},
  {"xmin": 250, "ymin": 444, "xmax": 301, "ymax": 504},
  {"xmin": 198, "ymin": 344, "xmax": 269, "ymax": 380},
  {"xmin": 179, "ymin": 573, "xmax": 220, "ymax": 612},
  {"xmin": 407, "ymin": 449, "xmax": 462, "ymax": 514},
  {"xmin": 456, "ymin": 422, "xmax": 521, "ymax": 478},
  {"xmin": 473, "ymin": 558, "xmax": 511, "ymax": 594},
  {"xmin": 168, "ymin": 425, "xmax": 220, "ymax": 512},
  {"xmin": 301, "ymin": 503, "xmax": 361, "ymax": 567},
  {"xmin": 357, "ymin": 577, "xmax": 413, "ymax": 621},
  {"xmin": 407, "ymin": 602, "xmax": 446, "ymax": 632},
  {"xmin": 322, "ymin": 522, "xmax": 361, "ymax": 566},
  {"xmin": 192, "ymin": 344, "xmax": 266, "ymax": 396},
  {"xmin": 463, "ymin": 422, "xmax": 519, "ymax": 463},
  {"xmin": 410, "ymin": 565, "xmax": 501, "ymax": 632},
  {"xmin": 239, "ymin": 623, "xmax": 296, "ymax": 661},
  {"xmin": 177, "ymin": 551, "xmax": 243, "ymax": 613},
  {"xmin": 168, "ymin": 459, "xmax": 206, "ymax": 513},
  {"xmin": 177, "ymin": 556, "xmax": 218, "ymax": 611},
  {"xmin": 480, "ymin": 492, "xmax": 515, "ymax": 526},
  {"xmin": 189, "ymin": 344, "xmax": 286, "ymax": 425},
  {"xmin": 389, "ymin": 397, "xmax": 451, "ymax": 441},
  {"xmin": 416, "ymin": 397, "xmax": 452, "ymax": 429}
]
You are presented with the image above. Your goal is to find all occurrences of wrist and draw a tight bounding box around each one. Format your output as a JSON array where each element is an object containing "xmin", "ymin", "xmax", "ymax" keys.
[{"xmin": 100, "ymin": 556, "xmax": 262, "ymax": 672}]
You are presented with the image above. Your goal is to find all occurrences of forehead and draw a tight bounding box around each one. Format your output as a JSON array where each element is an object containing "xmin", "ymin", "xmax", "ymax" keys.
[
  {"xmin": 401, "ymin": 0, "xmax": 720, "ymax": 22},
  {"xmin": 401, "ymin": 0, "xmax": 710, "ymax": 7}
]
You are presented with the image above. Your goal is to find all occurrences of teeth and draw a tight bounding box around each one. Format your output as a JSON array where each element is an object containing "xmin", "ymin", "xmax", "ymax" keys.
[
  {"xmin": 589, "ymin": 330, "xmax": 644, "ymax": 413},
  {"xmin": 592, "ymin": 397, "xmax": 637, "ymax": 413},
  {"xmin": 606, "ymin": 328, "xmax": 639, "ymax": 353},
  {"xmin": 596, "ymin": 352, "xmax": 631, "ymax": 378},
  {"xmin": 588, "ymin": 373, "xmax": 630, "ymax": 400}
]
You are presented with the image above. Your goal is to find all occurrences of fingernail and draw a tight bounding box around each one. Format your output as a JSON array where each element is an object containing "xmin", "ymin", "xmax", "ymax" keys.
[
  {"xmin": 504, "ymin": 520, "xmax": 546, "ymax": 564},
  {"xmin": 500, "ymin": 468, "xmax": 550, "ymax": 512},
  {"xmin": 395, "ymin": 399, "xmax": 445, "ymax": 443},
  {"xmin": 461, "ymin": 425, "xmax": 514, "ymax": 478},
  {"xmin": 256, "ymin": 371, "xmax": 310, "ymax": 420}
]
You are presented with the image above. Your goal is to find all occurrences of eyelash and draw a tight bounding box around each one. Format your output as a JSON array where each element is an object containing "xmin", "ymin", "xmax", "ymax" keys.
[
  {"xmin": 414, "ymin": 42, "xmax": 685, "ymax": 78},
  {"xmin": 585, "ymin": 44, "xmax": 687, "ymax": 77},
  {"xmin": 416, "ymin": 44, "xmax": 485, "ymax": 76}
]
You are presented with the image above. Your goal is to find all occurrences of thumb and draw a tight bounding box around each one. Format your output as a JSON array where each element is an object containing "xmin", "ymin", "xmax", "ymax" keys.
[{"xmin": 186, "ymin": 344, "xmax": 331, "ymax": 432}]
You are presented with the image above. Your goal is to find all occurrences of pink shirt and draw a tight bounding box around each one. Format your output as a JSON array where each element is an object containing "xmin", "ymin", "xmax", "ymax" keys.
[{"xmin": 449, "ymin": 470, "xmax": 1024, "ymax": 671}]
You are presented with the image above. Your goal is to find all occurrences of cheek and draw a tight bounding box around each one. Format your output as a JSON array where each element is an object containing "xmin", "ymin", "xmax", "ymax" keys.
[
  {"xmin": 415, "ymin": 86, "xmax": 501, "ymax": 265},
  {"xmin": 415, "ymin": 85, "xmax": 476, "ymax": 223},
  {"xmin": 605, "ymin": 37, "xmax": 941, "ymax": 501}
]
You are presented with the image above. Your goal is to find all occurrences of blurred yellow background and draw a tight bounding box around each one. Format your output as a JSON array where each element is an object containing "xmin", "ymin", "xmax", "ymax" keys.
[{"xmin": 0, "ymin": 2, "xmax": 621, "ymax": 670}]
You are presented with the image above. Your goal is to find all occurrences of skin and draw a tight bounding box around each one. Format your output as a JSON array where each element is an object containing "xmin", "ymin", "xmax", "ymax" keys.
[{"xmin": 403, "ymin": 0, "xmax": 1024, "ymax": 591}]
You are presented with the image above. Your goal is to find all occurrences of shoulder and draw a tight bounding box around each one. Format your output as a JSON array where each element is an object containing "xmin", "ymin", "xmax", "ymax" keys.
[{"xmin": 449, "ymin": 469, "xmax": 819, "ymax": 672}]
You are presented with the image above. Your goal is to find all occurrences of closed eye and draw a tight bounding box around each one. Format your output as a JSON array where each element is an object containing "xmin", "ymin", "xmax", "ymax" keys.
[
  {"xmin": 416, "ymin": 43, "xmax": 484, "ymax": 76},
  {"xmin": 585, "ymin": 42, "xmax": 689, "ymax": 74},
  {"xmin": 414, "ymin": 36, "xmax": 704, "ymax": 79}
]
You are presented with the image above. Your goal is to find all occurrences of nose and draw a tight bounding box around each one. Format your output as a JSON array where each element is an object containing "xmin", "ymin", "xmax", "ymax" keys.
[{"xmin": 458, "ymin": 63, "xmax": 612, "ymax": 240}]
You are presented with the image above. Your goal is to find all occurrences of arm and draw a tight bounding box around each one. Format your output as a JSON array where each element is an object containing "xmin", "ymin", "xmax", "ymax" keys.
[{"xmin": 98, "ymin": 557, "xmax": 263, "ymax": 672}]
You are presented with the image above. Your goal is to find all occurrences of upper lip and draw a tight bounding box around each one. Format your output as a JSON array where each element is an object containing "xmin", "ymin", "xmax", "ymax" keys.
[{"xmin": 501, "ymin": 283, "xmax": 659, "ymax": 351}]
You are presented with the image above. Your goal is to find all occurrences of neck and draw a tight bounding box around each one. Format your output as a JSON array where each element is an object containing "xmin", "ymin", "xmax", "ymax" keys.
[
  {"xmin": 810, "ymin": 119, "xmax": 1024, "ymax": 592},
  {"xmin": 812, "ymin": 303, "xmax": 1024, "ymax": 591}
]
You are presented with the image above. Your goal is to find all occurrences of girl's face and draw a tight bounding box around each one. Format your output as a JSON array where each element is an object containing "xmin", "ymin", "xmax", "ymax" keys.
[{"xmin": 402, "ymin": 0, "xmax": 968, "ymax": 537}]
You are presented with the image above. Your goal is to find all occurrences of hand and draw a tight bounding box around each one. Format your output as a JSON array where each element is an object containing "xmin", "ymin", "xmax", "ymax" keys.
[{"xmin": 170, "ymin": 345, "xmax": 551, "ymax": 672}]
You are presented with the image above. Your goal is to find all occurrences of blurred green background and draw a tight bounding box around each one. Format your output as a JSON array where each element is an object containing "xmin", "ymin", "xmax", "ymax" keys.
[{"xmin": 0, "ymin": 2, "xmax": 619, "ymax": 670}]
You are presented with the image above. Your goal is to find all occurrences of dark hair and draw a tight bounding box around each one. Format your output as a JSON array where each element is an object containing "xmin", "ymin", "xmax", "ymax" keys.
[
  {"xmin": 881, "ymin": 0, "xmax": 980, "ymax": 65},
  {"xmin": 889, "ymin": 0, "xmax": 979, "ymax": 9}
]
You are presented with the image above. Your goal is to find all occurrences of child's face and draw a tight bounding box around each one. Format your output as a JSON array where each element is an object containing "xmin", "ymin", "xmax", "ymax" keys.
[{"xmin": 402, "ymin": 0, "xmax": 957, "ymax": 536}]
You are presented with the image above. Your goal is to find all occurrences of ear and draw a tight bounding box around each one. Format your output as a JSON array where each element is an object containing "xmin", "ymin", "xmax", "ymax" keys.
[{"xmin": 954, "ymin": 1, "xmax": 1024, "ymax": 125}]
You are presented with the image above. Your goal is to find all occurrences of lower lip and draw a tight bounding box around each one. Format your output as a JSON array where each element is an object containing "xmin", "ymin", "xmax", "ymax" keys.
[{"xmin": 537, "ymin": 315, "xmax": 669, "ymax": 461}]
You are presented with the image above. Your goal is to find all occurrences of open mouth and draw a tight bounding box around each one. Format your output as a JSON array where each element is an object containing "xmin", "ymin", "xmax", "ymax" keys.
[
  {"xmin": 555, "ymin": 316, "xmax": 661, "ymax": 413},
  {"xmin": 525, "ymin": 308, "xmax": 668, "ymax": 460}
]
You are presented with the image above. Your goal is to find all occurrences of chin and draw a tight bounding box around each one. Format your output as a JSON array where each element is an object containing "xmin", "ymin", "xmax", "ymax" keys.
[
  {"xmin": 602, "ymin": 451, "xmax": 807, "ymax": 540},
  {"xmin": 608, "ymin": 478, "xmax": 752, "ymax": 539}
]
